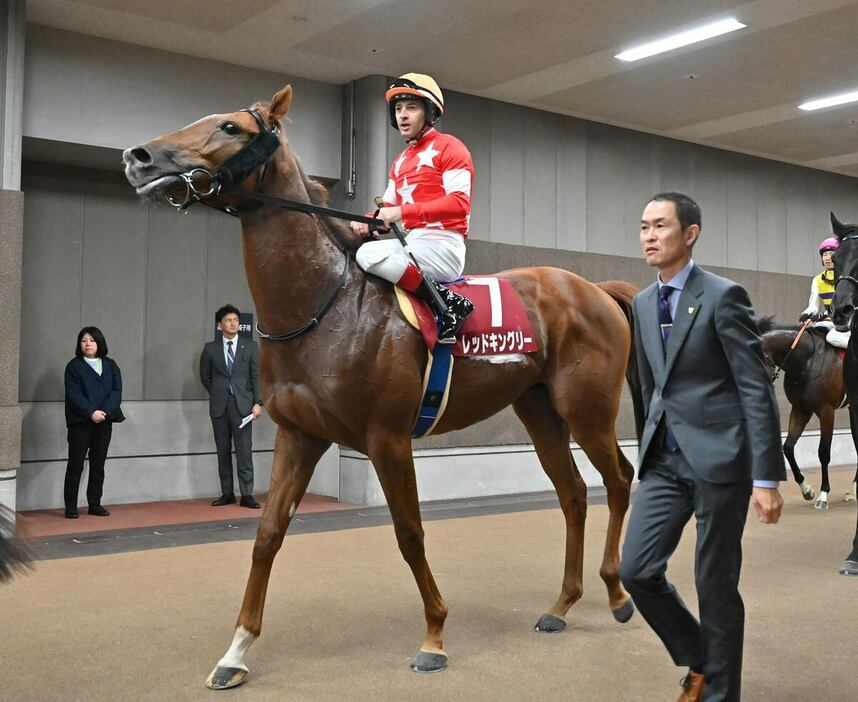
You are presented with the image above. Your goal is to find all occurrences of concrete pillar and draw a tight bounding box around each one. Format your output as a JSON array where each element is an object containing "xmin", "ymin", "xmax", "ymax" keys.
[
  {"xmin": 0, "ymin": 0, "xmax": 26, "ymax": 517},
  {"xmin": 351, "ymin": 75, "xmax": 394, "ymax": 208}
]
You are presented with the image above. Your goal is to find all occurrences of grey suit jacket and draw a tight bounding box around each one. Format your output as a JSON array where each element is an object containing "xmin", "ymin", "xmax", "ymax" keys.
[
  {"xmin": 199, "ymin": 337, "xmax": 261, "ymax": 418},
  {"xmin": 633, "ymin": 264, "xmax": 784, "ymax": 484}
]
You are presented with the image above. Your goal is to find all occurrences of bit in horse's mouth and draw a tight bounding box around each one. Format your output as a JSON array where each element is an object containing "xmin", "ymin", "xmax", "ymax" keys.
[{"xmin": 134, "ymin": 173, "xmax": 184, "ymax": 199}]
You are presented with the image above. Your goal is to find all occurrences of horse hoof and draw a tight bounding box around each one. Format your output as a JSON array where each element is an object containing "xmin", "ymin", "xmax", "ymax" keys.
[
  {"xmin": 801, "ymin": 484, "xmax": 815, "ymax": 501},
  {"xmin": 410, "ymin": 650, "xmax": 448, "ymax": 673},
  {"xmin": 534, "ymin": 613, "xmax": 567, "ymax": 633},
  {"xmin": 205, "ymin": 666, "xmax": 248, "ymax": 690},
  {"xmin": 844, "ymin": 492, "xmax": 857, "ymax": 503},
  {"xmin": 611, "ymin": 598, "xmax": 636, "ymax": 624},
  {"xmin": 814, "ymin": 500, "xmax": 829, "ymax": 510},
  {"xmin": 839, "ymin": 560, "xmax": 858, "ymax": 576}
]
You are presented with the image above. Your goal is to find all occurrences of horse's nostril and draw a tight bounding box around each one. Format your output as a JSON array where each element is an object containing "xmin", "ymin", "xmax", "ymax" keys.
[{"xmin": 130, "ymin": 147, "xmax": 152, "ymax": 164}]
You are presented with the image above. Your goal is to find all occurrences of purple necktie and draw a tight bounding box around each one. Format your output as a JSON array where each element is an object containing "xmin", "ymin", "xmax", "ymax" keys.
[
  {"xmin": 658, "ymin": 285, "xmax": 674, "ymax": 346},
  {"xmin": 658, "ymin": 285, "xmax": 678, "ymax": 451}
]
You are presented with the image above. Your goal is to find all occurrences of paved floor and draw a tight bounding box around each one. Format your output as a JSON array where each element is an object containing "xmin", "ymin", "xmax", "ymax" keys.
[{"xmin": 1, "ymin": 468, "xmax": 855, "ymax": 702}]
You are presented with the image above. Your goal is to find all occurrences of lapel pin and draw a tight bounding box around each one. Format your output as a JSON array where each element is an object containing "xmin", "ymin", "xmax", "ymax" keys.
[{"xmin": 688, "ymin": 307, "xmax": 695, "ymax": 315}]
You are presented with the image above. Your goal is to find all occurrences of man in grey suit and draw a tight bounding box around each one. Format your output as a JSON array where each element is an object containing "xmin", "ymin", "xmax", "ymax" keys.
[
  {"xmin": 199, "ymin": 304, "xmax": 263, "ymax": 509},
  {"xmin": 619, "ymin": 193, "xmax": 785, "ymax": 702}
]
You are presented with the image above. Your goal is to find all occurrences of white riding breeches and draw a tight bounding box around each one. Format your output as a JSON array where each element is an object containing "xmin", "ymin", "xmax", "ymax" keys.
[
  {"xmin": 827, "ymin": 328, "xmax": 851, "ymax": 349},
  {"xmin": 356, "ymin": 228, "xmax": 466, "ymax": 285},
  {"xmin": 813, "ymin": 320, "xmax": 851, "ymax": 349}
]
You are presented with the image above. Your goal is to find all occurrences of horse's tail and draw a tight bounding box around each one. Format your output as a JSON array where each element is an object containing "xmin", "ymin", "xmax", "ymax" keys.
[
  {"xmin": 597, "ymin": 280, "xmax": 645, "ymax": 442},
  {"xmin": 0, "ymin": 505, "xmax": 33, "ymax": 584}
]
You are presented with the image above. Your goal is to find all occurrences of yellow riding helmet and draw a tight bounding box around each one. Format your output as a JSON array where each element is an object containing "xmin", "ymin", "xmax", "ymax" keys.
[{"xmin": 385, "ymin": 73, "xmax": 444, "ymax": 129}]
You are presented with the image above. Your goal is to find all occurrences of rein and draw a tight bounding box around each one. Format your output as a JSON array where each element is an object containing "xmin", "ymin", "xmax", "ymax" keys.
[
  {"xmin": 166, "ymin": 109, "xmax": 385, "ymax": 341},
  {"xmin": 771, "ymin": 318, "xmax": 813, "ymax": 383}
]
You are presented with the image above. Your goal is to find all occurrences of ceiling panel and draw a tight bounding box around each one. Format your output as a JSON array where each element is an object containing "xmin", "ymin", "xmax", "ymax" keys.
[
  {"xmin": 710, "ymin": 108, "xmax": 858, "ymax": 162},
  {"xmin": 23, "ymin": 0, "xmax": 858, "ymax": 176},
  {"xmin": 534, "ymin": 2, "xmax": 858, "ymax": 132},
  {"xmin": 80, "ymin": 0, "xmax": 281, "ymax": 32}
]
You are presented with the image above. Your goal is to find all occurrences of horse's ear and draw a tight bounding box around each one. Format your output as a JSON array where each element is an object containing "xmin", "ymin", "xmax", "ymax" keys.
[
  {"xmin": 831, "ymin": 211, "xmax": 848, "ymax": 239},
  {"xmin": 268, "ymin": 84, "xmax": 293, "ymax": 125}
]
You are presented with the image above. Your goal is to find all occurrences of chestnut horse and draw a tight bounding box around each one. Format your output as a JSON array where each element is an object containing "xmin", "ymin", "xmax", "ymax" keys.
[
  {"xmin": 123, "ymin": 84, "xmax": 643, "ymax": 688},
  {"xmin": 760, "ymin": 317, "xmax": 858, "ymax": 508}
]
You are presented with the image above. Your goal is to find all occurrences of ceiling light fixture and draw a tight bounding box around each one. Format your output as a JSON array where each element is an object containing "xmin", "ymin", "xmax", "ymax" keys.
[
  {"xmin": 799, "ymin": 90, "xmax": 858, "ymax": 112},
  {"xmin": 615, "ymin": 18, "xmax": 747, "ymax": 62}
]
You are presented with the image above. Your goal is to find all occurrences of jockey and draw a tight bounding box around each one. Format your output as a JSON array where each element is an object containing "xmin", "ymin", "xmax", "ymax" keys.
[
  {"xmin": 351, "ymin": 73, "xmax": 474, "ymax": 344},
  {"xmin": 800, "ymin": 237, "xmax": 851, "ymax": 349}
]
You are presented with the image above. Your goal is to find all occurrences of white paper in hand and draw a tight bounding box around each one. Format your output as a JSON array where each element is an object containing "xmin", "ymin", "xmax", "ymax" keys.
[{"xmin": 239, "ymin": 413, "xmax": 255, "ymax": 430}]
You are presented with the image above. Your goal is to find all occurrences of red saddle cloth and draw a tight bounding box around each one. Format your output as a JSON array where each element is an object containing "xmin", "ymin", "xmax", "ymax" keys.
[{"xmin": 404, "ymin": 275, "xmax": 539, "ymax": 356}]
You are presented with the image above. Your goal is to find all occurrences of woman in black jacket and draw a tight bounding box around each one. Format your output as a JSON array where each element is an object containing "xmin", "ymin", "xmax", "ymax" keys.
[{"xmin": 63, "ymin": 326, "xmax": 122, "ymax": 519}]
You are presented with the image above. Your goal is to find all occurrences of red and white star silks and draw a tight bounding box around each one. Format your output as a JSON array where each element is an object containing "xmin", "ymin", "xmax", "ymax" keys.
[{"xmin": 380, "ymin": 127, "xmax": 474, "ymax": 235}]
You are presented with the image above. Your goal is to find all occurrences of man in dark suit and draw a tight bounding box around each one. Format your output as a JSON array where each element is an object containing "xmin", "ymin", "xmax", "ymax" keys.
[
  {"xmin": 619, "ymin": 193, "xmax": 785, "ymax": 702},
  {"xmin": 199, "ymin": 304, "xmax": 263, "ymax": 509}
]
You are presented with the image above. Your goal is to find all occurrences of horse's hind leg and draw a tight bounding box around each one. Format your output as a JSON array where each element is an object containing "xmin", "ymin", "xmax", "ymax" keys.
[
  {"xmin": 551, "ymin": 383, "xmax": 634, "ymax": 622},
  {"xmin": 206, "ymin": 426, "xmax": 331, "ymax": 690},
  {"xmin": 367, "ymin": 434, "xmax": 449, "ymax": 673},
  {"xmin": 784, "ymin": 408, "xmax": 814, "ymax": 501},
  {"xmin": 815, "ymin": 407, "xmax": 835, "ymax": 510},
  {"xmin": 570, "ymin": 423, "xmax": 634, "ymax": 621},
  {"xmin": 513, "ymin": 385, "xmax": 588, "ymax": 632}
]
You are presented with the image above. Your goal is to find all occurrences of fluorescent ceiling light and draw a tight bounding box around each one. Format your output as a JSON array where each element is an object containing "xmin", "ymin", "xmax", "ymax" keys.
[
  {"xmin": 615, "ymin": 18, "xmax": 747, "ymax": 62},
  {"xmin": 799, "ymin": 90, "xmax": 858, "ymax": 111}
]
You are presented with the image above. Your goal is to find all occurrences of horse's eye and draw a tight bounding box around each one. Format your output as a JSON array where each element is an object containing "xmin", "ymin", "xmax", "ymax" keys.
[{"xmin": 220, "ymin": 122, "xmax": 241, "ymax": 136}]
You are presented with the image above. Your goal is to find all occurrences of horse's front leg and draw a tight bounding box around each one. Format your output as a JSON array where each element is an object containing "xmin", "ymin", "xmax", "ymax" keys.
[
  {"xmin": 368, "ymin": 433, "xmax": 449, "ymax": 673},
  {"xmin": 783, "ymin": 408, "xmax": 814, "ymax": 501},
  {"xmin": 206, "ymin": 426, "xmax": 331, "ymax": 690},
  {"xmin": 815, "ymin": 407, "xmax": 834, "ymax": 510}
]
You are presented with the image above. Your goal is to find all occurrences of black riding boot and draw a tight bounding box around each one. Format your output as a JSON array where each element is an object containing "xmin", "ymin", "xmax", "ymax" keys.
[{"xmin": 416, "ymin": 279, "xmax": 474, "ymax": 344}]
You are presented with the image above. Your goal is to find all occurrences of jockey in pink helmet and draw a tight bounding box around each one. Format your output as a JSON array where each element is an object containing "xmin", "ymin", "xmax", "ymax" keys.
[{"xmin": 801, "ymin": 237, "xmax": 850, "ymax": 348}]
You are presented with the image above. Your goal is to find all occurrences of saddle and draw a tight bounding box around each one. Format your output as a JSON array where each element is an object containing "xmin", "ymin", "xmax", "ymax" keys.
[
  {"xmin": 395, "ymin": 276, "xmax": 539, "ymax": 437},
  {"xmin": 395, "ymin": 276, "xmax": 539, "ymax": 356}
]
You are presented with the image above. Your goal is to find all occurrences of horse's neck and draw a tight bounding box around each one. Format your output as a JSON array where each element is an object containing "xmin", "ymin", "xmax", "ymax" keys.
[
  {"xmin": 238, "ymin": 154, "xmax": 353, "ymax": 335},
  {"xmin": 787, "ymin": 334, "xmax": 819, "ymax": 375}
]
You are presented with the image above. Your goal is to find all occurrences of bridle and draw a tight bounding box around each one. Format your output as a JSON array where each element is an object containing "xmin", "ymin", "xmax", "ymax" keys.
[
  {"xmin": 161, "ymin": 109, "xmax": 388, "ymax": 341},
  {"xmin": 834, "ymin": 233, "xmax": 858, "ymax": 292},
  {"xmin": 770, "ymin": 317, "xmax": 812, "ymax": 383}
]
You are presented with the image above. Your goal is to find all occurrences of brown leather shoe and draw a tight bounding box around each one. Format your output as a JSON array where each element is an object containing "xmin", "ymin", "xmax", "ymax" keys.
[{"xmin": 677, "ymin": 670, "xmax": 704, "ymax": 702}]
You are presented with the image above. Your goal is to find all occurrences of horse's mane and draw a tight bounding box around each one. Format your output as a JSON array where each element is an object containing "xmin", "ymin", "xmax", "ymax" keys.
[
  {"xmin": 249, "ymin": 99, "xmax": 363, "ymax": 253},
  {"xmin": 758, "ymin": 316, "xmax": 793, "ymax": 333},
  {"xmin": 300, "ymin": 169, "xmax": 363, "ymax": 253},
  {"xmin": 758, "ymin": 315, "xmax": 828, "ymax": 339}
]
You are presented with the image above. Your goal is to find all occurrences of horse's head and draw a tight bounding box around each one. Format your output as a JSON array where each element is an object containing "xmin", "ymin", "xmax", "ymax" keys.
[
  {"xmin": 829, "ymin": 212, "xmax": 858, "ymax": 332},
  {"xmin": 123, "ymin": 84, "xmax": 294, "ymax": 211}
]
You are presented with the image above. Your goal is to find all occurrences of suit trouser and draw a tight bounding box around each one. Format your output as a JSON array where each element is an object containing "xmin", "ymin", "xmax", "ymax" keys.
[
  {"xmin": 619, "ymin": 448, "xmax": 751, "ymax": 702},
  {"xmin": 64, "ymin": 422, "xmax": 113, "ymax": 510},
  {"xmin": 211, "ymin": 394, "xmax": 254, "ymax": 497}
]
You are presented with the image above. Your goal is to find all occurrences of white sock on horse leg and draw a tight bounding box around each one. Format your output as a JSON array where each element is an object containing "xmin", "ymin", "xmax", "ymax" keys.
[{"xmin": 217, "ymin": 626, "xmax": 255, "ymax": 671}]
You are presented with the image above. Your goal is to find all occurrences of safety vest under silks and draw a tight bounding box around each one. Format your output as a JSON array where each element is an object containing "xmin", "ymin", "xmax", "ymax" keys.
[{"xmin": 816, "ymin": 271, "xmax": 836, "ymax": 311}]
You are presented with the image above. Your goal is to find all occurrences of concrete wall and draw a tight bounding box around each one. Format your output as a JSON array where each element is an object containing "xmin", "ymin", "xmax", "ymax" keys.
[
  {"xmin": 437, "ymin": 93, "xmax": 858, "ymax": 276},
  {"xmin": 23, "ymin": 26, "xmax": 342, "ymax": 180},
  {"xmin": 0, "ymin": 189, "xmax": 23, "ymax": 510},
  {"xmin": 14, "ymin": 39, "xmax": 858, "ymax": 510}
]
